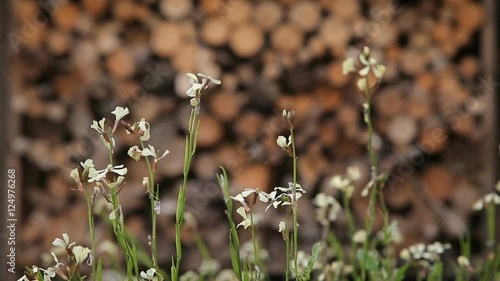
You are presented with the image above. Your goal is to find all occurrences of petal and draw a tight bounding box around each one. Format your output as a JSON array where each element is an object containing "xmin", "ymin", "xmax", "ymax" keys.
[
  {"xmin": 342, "ymin": 58, "xmax": 355, "ymax": 75},
  {"xmin": 186, "ymin": 73, "xmax": 198, "ymax": 84},
  {"xmin": 112, "ymin": 166, "xmax": 128, "ymax": 176},
  {"xmin": 69, "ymin": 168, "xmax": 80, "ymax": 183},
  {"xmin": 258, "ymin": 192, "xmax": 269, "ymax": 203},
  {"xmin": 276, "ymin": 136, "xmax": 288, "ymax": 148},
  {"xmin": 141, "ymin": 146, "xmax": 156, "ymax": 157},
  {"xmin": 358, "ymin": 66, "xmax": 371, "ymax": 77},
  {"xmin": 111, "ymin": 106, "xmax": 129, "ymax": 121},
  {"xmin": 231, "ymin": 194, "xmax": 245, "ymax": 203},
  {"xmin": 359, "ymin": 53, "xmax": 370, "ymax": 66},
  {"xmin": 357, "ymin": 78, "xmax": 368, "ymax": 92},
  {"xmin": 158, "ymin": 149, "xmax": 170, "ymax": 160},
  {"xmin": 241, "ymin": 189, "xmax": 255, "ymax": 197},
  {"xmin": 373, "ymin": 64, "xmax": 386, "ymax": 79}
]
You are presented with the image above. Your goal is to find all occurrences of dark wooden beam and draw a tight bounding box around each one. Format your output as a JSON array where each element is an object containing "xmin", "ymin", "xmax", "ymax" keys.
[{"xmin": 0, "ymin": 0, "xmax": 9, "ymax": 279}]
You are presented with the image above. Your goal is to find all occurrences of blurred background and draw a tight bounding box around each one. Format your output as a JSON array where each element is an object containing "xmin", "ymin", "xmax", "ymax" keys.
[{"xmin": 1, "ymin": 0, "xmax": 499, "ymax": 279}]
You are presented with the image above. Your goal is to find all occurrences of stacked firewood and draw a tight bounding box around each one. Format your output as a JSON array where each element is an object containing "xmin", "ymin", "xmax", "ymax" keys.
[{"xmin": 8, "ymin": 0, "xmax": 491, "ymax": 274}]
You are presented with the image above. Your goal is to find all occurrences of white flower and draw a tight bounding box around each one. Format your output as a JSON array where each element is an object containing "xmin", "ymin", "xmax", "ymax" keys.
[
  {"xmin": 408, "ymin": 243, "xmax": 426, "ymax": 259},
  {"xmin": 180, "ymin": 271, "xmax": 199, "ymax": 281},
  {"xmin": 142, "ymin": 177, "xmax": 149, "ymax": 187},
  {"xmin": 357, "ymin": 46, "xmax": 386, "ymax": 80},
  {"xmin": 313, "ymin": 193, "xmax": 336, "ymax": 208},
  {"xmin": 70, "ymin": 168, "xmax": 80, "ymax": 183},
  {"xmin": 372, "ymin": 64, "xmax": 386, "ymax": 79},
  {"xmin": 357, "ymin": 78, "xmax": 368, "ymax": 91},
  {"xmin": 52, "ymin": 233, "xmax": 75, "ymax": 249},
  {"xmin": 352, "ymin": 230, "xmax": 367, "ymax": 243},
  {"xmin": 266, "ymin": 182, "xmax": 306, "ymax": 210},
  {"xmin": 199, "ymin": 259, "xmax": 221, "ymax": 276},
  {"xmin": 88, "ymin": 164, "xmax": 128, "ymax": 183},
  {"xmin": 342, "ymin": 58, "xmax": 355, "ymax": 75},
  {"xmin": 240, "ymin": 188, "xmax": 269, "ymax": 203},
  {"xmin": 111, "ymin": 106, "xmax": 129, "ymax": 122},
  {"xmin": 137, "ymin": 118, "xmax": 150, "ymax": 141},
  {"xmin": 235, "ymin": 207, "xmax": 251, "ymax": 229},
  {"xmin": 399, "ymin": 248, "xmax": 410, "ymax": 261},
  {"xmin": 330, "ymin": 175, "xmax": 349, "ymax": 189},
  {"xmin": 457, "ymin": 255, "xmax": 470, "ymax": 268},
  {"xmin": 186, "ymin": 73, "xmax": 203, "ymax": 98},
  {"xmin": 44, "ymin": 267, "xmax": 57, "ymax": 279},
  {"xmin": 472, "ymin": 199, "xmax": 483, "ymax": 211},
  {"xmin": 128, "ymin": 145, "xmax": 142, "ymax": 161},
  {"xmin": 484, "ymin": 193, "xmax": 500, "ymax": 204},
  {"xmin": 90, "ymin": 118, "xmax": 106, "ymax": 134},
  {"xmin": 140, "ymin": 268, "xmax": 157, "ymax": 281},
  {"xmin": 347, "ymin": 166, "xmax": 361, "ymax": 181},
  {"xmin": 81, "ymin": 159, "xmax": 95, "ymax": 173},
  {"xmin": 72, "ymin": 245, "xmax": 91, "ymax": 264},
  {"xmin": 197, "ymin": 72, "xmax": 221, "ymax": 85},
  {"xmin": 141, "ymin": 145, "xmax": 170, "ymax": 163},
  {"xmin": 216, "ymin": 269, "xmax": 238, "ymax": 281},
  {"xmin": 91, "ymin": 118, "xmax": 115, "ymax": 150},
  {"xmin": 186, "ymin": 82, "xmax": 203, "ymax": 98},
  {"xmin": 427, "ymin": 242, "xmax": 450, "ymax": 254},
  {"xmin": 278, "ymin": 221, "xmax": 286, "ymax": 233},
  {"xmin": 276, "ymin": 135, "xmax": 291, "ymax": 149},
  {"xmin": 186, "ymin": 73, "xmax": 199, "ymax": 84}
]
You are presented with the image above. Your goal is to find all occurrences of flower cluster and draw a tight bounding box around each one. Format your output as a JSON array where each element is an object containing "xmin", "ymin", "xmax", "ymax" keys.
[
  {"xmin": 329, "ymin": 166, "xmax": 361, "ymax": 198},
  {"xmin": 231, "ymin": 183, "xmax": 306, "ymax": 229},
  {"xmin": 18, "ymin": 234, "xmax": 91, "ymax": 281},
  {"xmin": 269, "ymin": 182, "xmax": 306, "ymax": 208},
  {"xmin": 313, "ymin": 193, "xmax": 341, "ymax": 226},
  {"xmin": 185, "ymin": 73, "xmax": 221, "ymax": 107},
  {"xmin": 399, "ymin": 242, "xmax": 451, "ymax": 264},
  {"xmin": 318, "ymin": 261, "xmax": 354, "ymax": 281},
  {"xmin": 342, "ymin": 46, "xmax": 386, "ymax": 91},
  {"xmin": 240, "ymin": 240, "xmax": 269, "ymax": 263},
  {"xmin": 128, "ymin": 144, "xmax": 170, "ymax": 169},
  {"xmin": 472, "ymin": 182, "xmax": 500, "ymax": 211}
]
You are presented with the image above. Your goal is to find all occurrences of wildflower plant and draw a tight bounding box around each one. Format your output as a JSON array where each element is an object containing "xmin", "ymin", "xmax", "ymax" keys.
[{"xmin": 18, "ymin": 56, "xmax": 500, "ymax": 281}]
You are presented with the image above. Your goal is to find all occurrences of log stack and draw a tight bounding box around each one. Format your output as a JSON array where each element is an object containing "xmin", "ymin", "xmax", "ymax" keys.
[{"xmin": 7, "ymin": 0, "xmax": 492, "ymax": 274}]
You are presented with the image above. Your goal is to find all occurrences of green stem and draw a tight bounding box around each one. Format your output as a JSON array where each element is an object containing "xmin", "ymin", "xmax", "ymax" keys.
[
  {"xmin": 174, "ymin": 106, "xmax": 200, "ymax": 281},
  {"xmin": 361, "ymin": 77, "xmax": 377, "ymax": 281},
  {"xmin": 285, "ymin": 220, "xmax": 290, "ymax": 281},
  {"xmin": 139, "ymin": 139, "xmax": 159, "ymax": 271},
  {"xmin": 250, "ymin": 211, "xmax": 261, "ymax": 277},
  {"xmin": 84, "ymin": 190, "xmax": 97, "ymax": 279},
  {"xmin": 290, "ymin": 127, "xmax": 299, "ymax": 274}
]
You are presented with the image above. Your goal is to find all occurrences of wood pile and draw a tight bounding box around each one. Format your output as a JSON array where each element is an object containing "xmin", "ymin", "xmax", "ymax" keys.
[{"xmin": 7, "ymin": 0, "xmax": 493, "ymax": 274}]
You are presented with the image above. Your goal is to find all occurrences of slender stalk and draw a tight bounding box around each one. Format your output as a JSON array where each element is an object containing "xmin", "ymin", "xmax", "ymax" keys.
[
  {"xmin": 139, "ymin": 139, "xmax": 159, "ymax": 270},
  {"xmin": 250, "ymin": 211, "xmax": 261, "ymax": 275},
  {"xmin": 361, "ymin": 77, "xmax": 377, "ymax": 281},
  {"xmin": 285, "ymin": 219, "xmax": 290, "ymax": 281},
  {"xmin": 290, "ymin": 127, "xmax": 299, "ymax": 273},
  {"xmin": 84, "ymin": 190, "xmax": 97, "ymax": 278},
  {"xmin": 174, "ymin": 106, "xmax": 200, "ymax": 281}
]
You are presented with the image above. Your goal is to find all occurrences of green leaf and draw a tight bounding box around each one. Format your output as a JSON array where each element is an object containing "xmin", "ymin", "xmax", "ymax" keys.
[
  {"xmin": 427, "ymin": 262, "xmax": 443, "ymax": 281},
  {"xmin": 305, "ymin": 243, "xmax": 321, "ymax": 275},
  {"xmin": 392, "ymin": 263, "xmax": 409, "ymax": 281},
  {"xmin": 95, "ymin": 257, "xmax": 103, "ymax": 281},
  {"xmin": 357, "ymin": 249, "xmax": 379, "ymax": 271}
]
